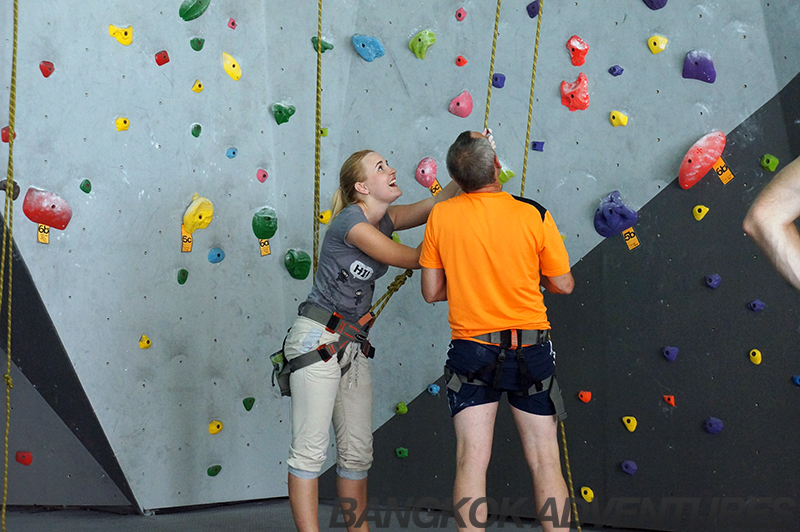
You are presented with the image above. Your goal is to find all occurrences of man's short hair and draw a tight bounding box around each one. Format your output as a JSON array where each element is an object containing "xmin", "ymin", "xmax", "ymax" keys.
[{"xmin": 446, "ymin": 131, "xmax": 496, "ymax": 192}]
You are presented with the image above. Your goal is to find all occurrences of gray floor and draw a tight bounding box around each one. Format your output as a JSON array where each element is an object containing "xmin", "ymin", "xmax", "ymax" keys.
[{"xmin": 5, "ymin": 498, "xmax": 608, "ymax": 531}]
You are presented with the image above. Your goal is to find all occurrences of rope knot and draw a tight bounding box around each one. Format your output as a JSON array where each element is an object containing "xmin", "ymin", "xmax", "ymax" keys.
[{"xmin": 3, "ymin": 374, "xmax": 12, "ymax": 389}]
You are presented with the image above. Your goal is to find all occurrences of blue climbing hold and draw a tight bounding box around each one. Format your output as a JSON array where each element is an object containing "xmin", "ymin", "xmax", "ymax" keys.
[
  {"xmin": 531, "ymin": 141, "xmax": 545, "ymax": 152},
  {"xmin": 682, "ymin": 51, "xmax": 716, "ymax": 84},
  {"xmin": 608, "ymin": 65, "xmax": 624, "ymax": 76},
  {"xmin": 793, "ymin": 375, "xmax": 800, "ymax": 387},
  {"xmin": 662, "ymin": 346, "xmax": 678, "ymax": 362},
  {"xmin": 704, "ymin": 417, "xmax": 723, "ymax": 434},
  {"xmin": 208, "ymin": 248, "xmax": 225, "ymax": 264},
  {"xmin": 226, "ymin": 147, "xmax": 237, "ymax": 159},
  {"xmin": 352, "ymin": 35, "xmax": 385, "ymax": 62},
  {"xmin": 642, "ymin": 0, "xmax": 668, "ymax": 9},
  {"xmin": 526, "ymin": 1, "xmax": 540, "ymax": 18},
  {"xmin": 593, "ymin": 191, "xmax": 638, "ymax": 238},
  {"xmin": 492, "ymin": 73, "xmax": 506, "ymax": 88},
  {"xmin": 621, "ymin": 460, "xmax": 638, "ymax": 475},
  {"xmin": 705, "ymin": 274, "xmax": 721, "ymax": 289},
  {"xmin": 748, "ymin": 299, "xmax": 765, "ymax": 312},
  {"xmin": 428, "ymin": 384, "xmax": 440, "ymax": 395}
]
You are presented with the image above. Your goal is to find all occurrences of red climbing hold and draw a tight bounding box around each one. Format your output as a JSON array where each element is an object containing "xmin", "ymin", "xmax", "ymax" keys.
[
  {"xmin": 155, "ymin": 50, "xmax": 170, "ymax": 66},
  {"xmin": 566, "ymin": 35, "xmax": 589, "ymax": 66},
  {"xmin": 1, "ymin": 126, "xmax": 16, "ymax": 143},
  {"xmin": 663, "ymin": 395, "xmax": 675, "ymax": 407},
  {"xmin": 415, "ymin": 157, "xmax": 437, "ymax": 188},
  {"xmin": 22, "ymin": 187, "xmax": 73, "ymax": 230},
  {"xmin": 448, "ymin": 90, "xmax": 473, "ymax": 118},
  {"xmin": 39, "ymin": 61, "xmax": 55, "ymax": 78},
  {"xmin": 560, "ymin": 73, "xmax": 589, "ymax": 111},
  {"xmin": 578, "ymin": 391, "xmax": 592, "ymax": 403},
  {"xmin": 456, "ymin": 55, "xmax": 468, "ymax": 67},
  {"xmin": 15, "ymin": 451, "xmax": 32, "ymax": 466},
  {"xmin": 678, "ymin": 130, "xmax": 726, "ymax": 190}
]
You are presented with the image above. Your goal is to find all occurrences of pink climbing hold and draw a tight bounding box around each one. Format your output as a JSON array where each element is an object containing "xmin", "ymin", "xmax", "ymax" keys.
[
  {"xmin": 228, "ymin": 18, "xmax": 237, "ymax": 30},
  {"xmin": 678, "ymin": 131, "xmax": 726, "ymax": 190},
  {"xmin": 560, "ymin": 73, "xmax": 589, "ymax": 111},
  {"xmin": 22, "ymin": 187, "xmax": 73, "ymax": 230},
  {"xmin": 449, "ymin": 90, "xmax": 473, "ymax": 118},
  {"xmin": 256, "ymin": 169, "xmax": 268, "ymax": 183},
  {"xmin": 566, "ymin": 35, "xmax": 589, "ymax": 66},
  {"xmin": 455, "ymin": 8, "xmax": 466, "ymax": 21},
  {"xmin": 415, "ymin": 157, "xmax": 437, "ymax": 188}
]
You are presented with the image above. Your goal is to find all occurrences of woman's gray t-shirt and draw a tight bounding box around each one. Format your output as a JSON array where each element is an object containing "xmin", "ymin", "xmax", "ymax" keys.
[{"xmin": 305, "ymin": 204, "xmax": 394, "ymax": 322}]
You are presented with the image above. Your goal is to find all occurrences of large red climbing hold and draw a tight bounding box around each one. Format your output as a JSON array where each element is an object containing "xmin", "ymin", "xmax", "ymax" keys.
[
  {"xmin": 15, "ymin": 451, "xmax": 32, "ymax": 466},
  {"xmin": 566, "ymin": 35, "xmax": 589, "ymax": 66},
  {"xmin": 560, "ymin": 73, "xmax": 589, "ymax": 111},
  {"xmin": 22, "ymin": 187, "xmax": 73, "ymax": 230},
  {"xmin": 678, "ymin": 130, "xmax": 726, "ymax": 190}
]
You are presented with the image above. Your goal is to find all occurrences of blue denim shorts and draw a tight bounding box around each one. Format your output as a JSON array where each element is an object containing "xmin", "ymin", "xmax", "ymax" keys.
[{"xmin": 446, "ymin": 339, "xmax": 557, "ymax": 417}]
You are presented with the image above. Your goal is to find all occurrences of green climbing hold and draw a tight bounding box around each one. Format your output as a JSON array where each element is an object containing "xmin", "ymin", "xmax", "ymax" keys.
[
  {"xmin": 243, "ymin": 397, "xmax": 255, "ymax": 411},
  {"xmin": 284, "ymin": 249, "xmax": 312, "ymax": 280},
  {"xmin": 395, "ymin": 402, "xmax": 408, "ymax": 415},
  {"xmin": 252, "ymin": 207, "xmax": 278, "ymax": 240},
  {"xmin": 395, "ymin": 447, "xmax": 409, "ymax": 458},
  {"xmin": 179, "ymin": 0, "xmax": 211, "ymax": 22},
  {"xmin": 409, "ymin": 30, "xmax": 436, "ymax": 59},
  {"xmin": 761, "ymin": 154, "xmax": 779, "ymax": 172},
  {"xmin": 391, "ymin": 232, "xmax": 401, "ymax": 243},
  {"xmin": 190, "ymin": 37, "xmax": 205, "ymax": 51},
  {"xmin": 311, "ymin": 36, "xmax": 334, "ymax": 53},
  {"xmin": 273, "ymin": 103, "xmax": 296, "ymax": 125},
  {"xmin": 498, "ymin": 167, "xmax": 516, "ymax": 185},
  {"xmin": 207, "ymin": 464, "xmax": 222, "ymax": 476},
  {"xmin": 80, "ymin": 179, "xmax": 92, "ymax": 194},
  {"xmin": 191, "ymin": 124, "xmax": 202, "ymax": 138},
  {"xmin": 177, "ymin": 269, "xmax": 189, "ymax": 285}
]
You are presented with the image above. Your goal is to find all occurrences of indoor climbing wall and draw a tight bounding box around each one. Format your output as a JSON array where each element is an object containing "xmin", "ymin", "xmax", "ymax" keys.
[{"xmin": 1, "ymin": 0, "xmax": 799, "ymax": 517}]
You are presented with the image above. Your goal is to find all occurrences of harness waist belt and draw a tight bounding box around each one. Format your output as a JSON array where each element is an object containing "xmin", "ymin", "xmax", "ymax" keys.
[{"xmin": 472, "ymin": 329, "xmax": 550, "ymax": 347}]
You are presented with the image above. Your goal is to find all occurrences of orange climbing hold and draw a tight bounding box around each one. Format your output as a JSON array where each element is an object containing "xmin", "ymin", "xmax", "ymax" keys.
[
  {"xmin": 578, "ymin": 391, "xmax": 592, "ymax": 403},
  {"xmin": 663, "ymin": 395, "xmax": 675, "ymax": 407}
]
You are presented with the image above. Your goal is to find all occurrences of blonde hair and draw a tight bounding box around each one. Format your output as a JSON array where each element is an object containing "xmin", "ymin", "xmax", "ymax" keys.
[{"xmin": 331, "ymin": 150, "xmax": 373, "ymax": 219}]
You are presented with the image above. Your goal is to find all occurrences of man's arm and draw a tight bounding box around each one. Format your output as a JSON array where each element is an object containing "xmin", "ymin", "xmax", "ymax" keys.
[
  {"xmin": 743, "ymin": 155, "xmax": 800, "ymax": 290},
  {"xmin": 421, "ymin": 267, "xmax": 447, "ymax": 303},
  {"xmin": 541, "ymin": 272, "xmax": 574, "ymax": 294}
]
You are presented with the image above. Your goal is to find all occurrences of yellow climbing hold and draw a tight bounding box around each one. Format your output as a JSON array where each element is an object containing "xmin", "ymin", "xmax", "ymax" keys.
[
  {"xmin": 115, "ymin": 117, "xmax": 130, "ymax": 131},
  {"xmin": 609, "ymin": 111, "xmax": 628, "ymax": 127},
  {"xmin": 749, "ymin": 349, "xmax": 762, "ymax": 365},
  {"xmin": 109, "ymin": 24, "xmax": 133, "ymax": 46},
  {"xmin": 138, "ymin": 335, "xmax": 151, "ymax": 349},
  {"xmin": 318, "ymin": 210, "xmax": 332, "ymax": 225},
  {"xmin": 622, "ymin": 416, "xmax": 637, "ymax": 432},
  {"xmin": 581, "ymin": 487, "xmax": 594, "ymax": 503},
  {"xmin": 208, "ymin": 420, "xmax": 223, "ymax": 435},
  {"xmin": 222, "ymin": 52, "xmax": 241, "ymax": 81},
  {"xmin": 192, "ymin": 79, "xmax": 204, "ymax": 93},
  {"xmin": 693, "ymin": 205, "xmax": 709, "ymax": 221},
  {"xmin": 648, "ymin": 35, "xmax": 668, "ymax": 54},
  {"xmin": 183, "ymin": 193, "xmax": 214, "ymax": 234}
]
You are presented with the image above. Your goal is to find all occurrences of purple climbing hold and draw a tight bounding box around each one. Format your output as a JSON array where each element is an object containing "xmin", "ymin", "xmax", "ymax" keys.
[
  {"xmin": 608, "ymin": 65, "xmax": 624, "ymax": 76},
  {"xmin": 621, "ymin": 460, "xmax": 638, "ymax": 475},
  {"xmin": 682, "ymin": 51, "xmax": 716, "ymax": 84},
  {"xmin": 531, "ymin": 141, "xmax": 545, "ymax": 152},
  {"xmin": 593, "ymin": 191, "xmax": 638, "ymax": 238},
  {"xmin": 643, "ymin": 0, "xmax": 668, "ymax": 10},
  {"xmin": 492, "ymin": 73, "xmax": 506, "ymax": 89},
  {"xmin": 704, "ymin": 417, "xmax": 723, "ymax": 434},
  {"xmin": 748, "ymin": 299, "xmax": 765, "ymax": 312},
  {"xmin": 526, "ymin": 1, "xmax": 540, "ymax": 18},
  {"xmin": 705, "ymin": 274, "xmax": 721, "ymax": 289},
  {"xmin": 662, "ymin": 346, "xmax": 678, "ymax": 362}
]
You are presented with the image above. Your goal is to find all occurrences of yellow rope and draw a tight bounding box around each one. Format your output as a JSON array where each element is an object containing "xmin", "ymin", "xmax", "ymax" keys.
[
  {"xmin": 559, "ymin": 420, "xmax": 582, "ymax": 532},
  {"xmin": 369, "ymin": 269, "xmax": 412, "ymax": 320},
  {"xmin": 483, "ymin": 0, "xmax": 502, "ymax": 130},
  {"xmin": 1, "ymin": 0, "xmax": 18, "ymax": 529},
  {"xmin": 312, "ymin": 0, "xmax": 323, "ymax": 279},
  {"xmin": 519, "ymin": 0, "xmax": 543, "ymax": 197}
]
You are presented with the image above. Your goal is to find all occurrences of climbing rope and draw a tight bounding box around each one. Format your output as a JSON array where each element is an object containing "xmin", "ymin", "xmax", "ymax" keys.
[
  {"xmin": 519, "ymin": 0, "xmax": 544, "ymax": 197},
  {"xmin": 369, "ymin": 269, "xmax": 412, "ymax": 320},
  {"xmin": 312, "ymin": 0, "xmax": 323, "ymax": 279},
  {"xmin": 1, "ymin": 0, "xmax": 18, "ymax": 529},
  {"xmin": 560, "ymin": 420, "xmax": 582, "ymax": 532},
  {"xmin": 483, "ymin": 0, "xmax": 503, "ymax": 130}
]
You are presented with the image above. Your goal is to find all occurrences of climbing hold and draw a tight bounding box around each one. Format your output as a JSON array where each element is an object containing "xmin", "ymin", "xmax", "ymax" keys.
[
  {"xmin": 320, "ymin": 128, "xmax": 328, "ymax": 137},
  {"xmin": 80, "ymin": 180, "xmax": 92, "ymax": 194},
  {"xmin": 609, "ymin": 111, "xmax": 628, "ymax": 127},
  {"xmin": 415, "ymin": 157, "xmax": 437, "ymax": 188},
  {"xmin": 692, "ymin": 205, "xmax": 709, "ymax": 221},
  {"xmin": 285, "ymin": 249, "xmax": 312, "ymax": 280},
  {"xmin": 208, "ymin": 248, "xmax": 225, "ymax": 264},
  {"xmin": 183, "ymin": 193, "xmax": 214, "ymax": 234},
  {"xmin": 108, "ymin": 25, "xmax": 133, "ymax": 46},
  {"xmin": 319, "ymin": 210, "xmax": 332, "ymax": 225},
  {"xmin": 526, "ymin": 1, "xmax": 540, "ymax": 18},
  {"xmin": 662, "ymin": 346, "xmax": 678, "ymax": 361},
  {"xmin": 226, "ymin": 147, "xmax": 237, "ymax": 159},
  {"xmin": 793, "ymin": 376, "xmax": 800, "ymax": 387},
  {"xmin": 207, "ymin": 465, "xmax": 222, "ymax": 477},
  {"xmin": 115, "ymin": 117, "xmax": 130, "ymax": 131},
  {"xmin": 179, "ymin": 0, "xmax": 210, "ymax": 22},
  {"xmin": 663, "ymin": 395, "xmax": 675, "ymax": 407},
  {"xmin": 622, "ymin": 416, "xmax": 637, "ymax": 432},
  {"xmin": 428, "ymin": 384, "xmax": 440, "ymax": 395},
  {"xmin": 273, "ymin": 103, "xmax": 296, "ymax": 125},
  {"xmin": 352, "ymin": 35, "xmax": 385, "ymax": 62},
  {"xmin": 208, "ymin": 420, "xmax": 223, "ymax": 435},
  {"xmin": 256, "ymin": 168, "xmax": 268, "ymax": 183},
  {"xmin": 566, "ymin": 35, "xmax": 589, "ymax": 66},
  {"xmin": 748, "ymin": 299, "xmax": 765, "ymax": 312},
  {"xmin": 492, "ymin": 73, "xmax": 506, "ymax": 88},
  {"xmin": 392, "ymin": 232, "xmax": 401, "ymax": 244},
  {"xmin": 621, "ymin": 460, "xmax": 638, "ymax": 475},
  {"xmin": 191, "ymin": 124, "xmax": 202, "ymax": 138},
  {"xmin": 682, "ymin": 51, "xmax": 716, "ymax": 83},
  {"xmin": 395, "ymin": 402, "xmax": 408, "ymax": 415},
  {"xmin": 581, "ymin": 487, "xmax": 594, "ymax": 503},
  {"xmin": 311, "ymin": 36, "xmax": 334, "ymax": 53},
  {"xmin": 39, "ymin": 61, "xmax": 54, "ymax": 78},
  {"xmin": 456, "ymin": 55, "xmax": 468, "ymax": 67},
  {"xmin": 243, "ymin": 397, "xmax": 255, "ymax": 411},
  {"xmin": 22, "ymin": 188, "xmax": 73, "ymax": 230},
  {"xmin": 0, "ymin": 180, "xmax": 19, "ymax": 201},
  {"xmin": 578, "ymin": 391, "xmax": 592, "ymax": 403},
  {"xmin": 648, "ymin": 35, "xmax": 668, "ymax": 54},
  {"xmin": 593, "ymin": 191, "xmax": 638, "ymax": 238},
  {"xmin": 704, "ymin": 417, "xmax": 723, "ymax": 434},
  {"xmin": 761, "ymin": 154, "xmax": 779, "ymax": 172},
  {"xmin": 15, "ymin": 451, "xmax": 32, "ymax": 466},
  {"xmin": 155, "ymin": 50, "xmax": 170, "ymax": 66},
  {"xmin": 448, "ymin": 90, "xmax": 473, "ymax": 118},
  {"xmin": 456, "ymin": 8, "xmax": 467, "ymax": 21},
  {"xmin": 395, "ymin": 447, "xmax": 409, "ymax": 458},
  {"xmin": 531, "ymin": 141, "xmax": 545, "ymax": 152},
  {"xmin": 222, "ymin": 52, "xmax": 242, "ymax": 80},
  {"xmin": 190, "ymin": 38, "xmax": 205, "ymax": 51},
  {"xmin": 608, "ymin": 65, "xmax": 624, "ymax": 76},
  {"xmin": 177, "ymin": 269, "xmax": 189, "ymax": 285},
  {"xmin": 678, "ymin": 131, "xmax": 726, "ymax": 190},
  {"xmin": 409, "ymin": 30, "xmax": 436, "ymax": 60},
  {"xmin": 643, "ymin": 0, "xmax": 668, "ymax": 9},
  {"xmin": 498, "ymin": 167, "xmax": 516, "ymax": 185},
  {"xmin": 560, "ymin": 72, "xmax": 590, "ymax": 111},
  {"xmin": 227, "ymin": 18, "xmax": 237, "ymax": 30},
  {"xmin": 705, "ymin": 274, "xmax": 721, "ymax": 289},
  {"xmin": 252, "ymin": 207, "xmax": 278, "ymax": 240},
  {"xmin": 139, "ymin": 335, "xmax": 151, "ymax": 349},
  {"xmin": 192, "ymin": 79, "xmax": 204, "ymax": 93},
  {"xmin": 1, "ymin": 127, "xmax": 15, "ymax": 143},
  {"xmin": 749, "ymin": 349, "xmax": 762, "ymax": 365}
]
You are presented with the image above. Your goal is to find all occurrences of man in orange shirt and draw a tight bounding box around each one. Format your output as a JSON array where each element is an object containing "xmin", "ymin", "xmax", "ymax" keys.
[{"xmin": 420, "ymin": 130, "xmax": 574, "ymax": 532}]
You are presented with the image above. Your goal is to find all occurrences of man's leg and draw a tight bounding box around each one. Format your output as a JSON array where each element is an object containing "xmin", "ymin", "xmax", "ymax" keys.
[
  {"xmin": 511, "ymin": 408, "xmax": 570, "ymax": 532},
  {"xmin": 453, "ymin": 402, "xmax": 499, "ymax": 532}
]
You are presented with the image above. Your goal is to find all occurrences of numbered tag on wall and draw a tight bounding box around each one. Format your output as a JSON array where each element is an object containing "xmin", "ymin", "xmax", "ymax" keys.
[
  {"xmin": 259, "ymin": 238, "xmax": 271, "ymax": 256},
  {"xmin": 622, "ymin": 227, "xmax": 640, "ymax": 250},
  {"xmin": 181, "ymin": 224, "xmax": 193, "ymax": 252},
  {"xmin": 714, "ymin": 157, "xmax": 735, "ymax": 185},
  {"xmin": 429, "ymin": 179, "xmax": 442, "ymax": 196},
  {"xmin": 37, "ymin": 224, "xmax": 50, "ymax": 244}
]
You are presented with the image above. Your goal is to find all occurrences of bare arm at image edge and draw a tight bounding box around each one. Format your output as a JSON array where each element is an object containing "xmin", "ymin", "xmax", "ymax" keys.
[{"xmin": 541, "ymin": 272, "xmax": 574, "ymax": 295}]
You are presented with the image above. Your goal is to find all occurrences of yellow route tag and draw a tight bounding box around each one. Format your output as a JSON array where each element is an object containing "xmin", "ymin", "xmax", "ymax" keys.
[
  {"xmin": 259, "ymin": 238, "xmax": 271, "ymax": 256},
  {"xmin": 429, "ymin": 179, "xmax": 442, "ymax": 196},
  {"xmin": 37, "ymin": 224, "xmax": 50, "ymax": 244},
  {"xmin": 714, "ymin": 157, "xmax": 734, "ymax": 185},
  {"xmin": 622, "ymin": 227, "xmax": 640, "ymax": 250},
  {"xmin": 181, "ymin": 224, "xmax": 193, "ymax": 252}
]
